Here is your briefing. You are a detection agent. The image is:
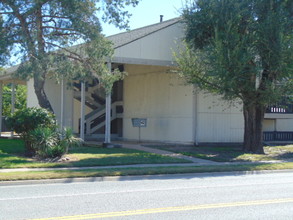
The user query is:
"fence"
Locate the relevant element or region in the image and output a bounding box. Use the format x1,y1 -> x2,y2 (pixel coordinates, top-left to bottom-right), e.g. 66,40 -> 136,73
263,131 -> 293,142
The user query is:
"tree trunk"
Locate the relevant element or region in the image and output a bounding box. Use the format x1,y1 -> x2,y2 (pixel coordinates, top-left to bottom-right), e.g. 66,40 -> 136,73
243,103 -> 265,154
32,6 -> 54,112
33,75 -> 54,112
24,138 -> 35,157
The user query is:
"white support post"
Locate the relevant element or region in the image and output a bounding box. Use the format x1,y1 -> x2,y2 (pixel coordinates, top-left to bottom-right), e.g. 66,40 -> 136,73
0,82 -> 3,137
104,61 -> 112,145
60,77 -> 64,131
80,81 -> 85,141
11,82 -> 15,137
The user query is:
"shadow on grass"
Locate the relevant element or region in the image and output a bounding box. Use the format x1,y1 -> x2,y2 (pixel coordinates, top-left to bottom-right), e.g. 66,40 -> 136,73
145,144 -> 293,162
0,144 -> 190,169
276,152 -> 293,160
145,145 -> 245,162
70,146 -> 141,154
0,154 -> 34,168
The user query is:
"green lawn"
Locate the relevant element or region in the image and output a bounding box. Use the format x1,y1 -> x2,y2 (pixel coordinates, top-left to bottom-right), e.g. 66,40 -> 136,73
0,139 -> 190,169
145,144 -> 293,162
2,139 -> 293,181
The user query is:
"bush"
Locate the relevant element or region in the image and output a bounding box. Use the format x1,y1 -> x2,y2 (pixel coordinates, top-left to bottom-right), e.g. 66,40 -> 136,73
6,107 -> 81,159
60,127 -> 82,154
6,107 -> 57,156
6,107 -> 56,133
29,127 -> 59,158
29,127 -> 82,159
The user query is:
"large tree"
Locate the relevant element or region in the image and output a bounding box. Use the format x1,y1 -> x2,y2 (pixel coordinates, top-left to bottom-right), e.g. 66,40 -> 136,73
0,0 -> 139,111
177,0 -> 293,153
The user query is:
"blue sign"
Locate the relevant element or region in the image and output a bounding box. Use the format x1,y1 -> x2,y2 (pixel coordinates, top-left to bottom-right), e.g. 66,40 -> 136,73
132,118 -> 147,127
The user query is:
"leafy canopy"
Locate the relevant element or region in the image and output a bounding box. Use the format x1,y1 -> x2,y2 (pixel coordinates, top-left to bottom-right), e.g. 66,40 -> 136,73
0,0 -> 139,109
177,0 -> 293,153
2,84 -> 27,116
178,0 -> 293,106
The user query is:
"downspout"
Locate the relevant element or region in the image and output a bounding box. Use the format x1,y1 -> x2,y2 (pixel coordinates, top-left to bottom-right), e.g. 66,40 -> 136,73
193,86 -> 199,146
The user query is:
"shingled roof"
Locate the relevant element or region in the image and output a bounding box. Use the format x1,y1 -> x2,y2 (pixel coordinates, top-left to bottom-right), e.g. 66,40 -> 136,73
1,17 -> 182,78
107,17 -> 181,49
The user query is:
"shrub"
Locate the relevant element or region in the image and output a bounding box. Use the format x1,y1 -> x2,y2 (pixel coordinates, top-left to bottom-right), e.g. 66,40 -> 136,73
6,107 -> 57,156
29,127 -> 82,159
6,107 -> 81,159
29,127 -> 59,158
60,127 -> 82,154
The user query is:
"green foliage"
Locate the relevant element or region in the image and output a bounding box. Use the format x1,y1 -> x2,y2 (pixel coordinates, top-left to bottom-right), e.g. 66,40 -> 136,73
179,0 -> 293,104
52,36 -> 126,95
177,0 -> 293,153
28,127 -> 82,159
6,107 -> 56,135
29,127 -> 59,158
0,0 -> 139,110
5,107 -> 82,158
6,107 -> 57,155
60,127 -> 82,154
2,84 -> 27,116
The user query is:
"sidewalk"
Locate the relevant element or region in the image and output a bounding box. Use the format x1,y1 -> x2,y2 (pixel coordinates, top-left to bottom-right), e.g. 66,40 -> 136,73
121,143 -> 219,164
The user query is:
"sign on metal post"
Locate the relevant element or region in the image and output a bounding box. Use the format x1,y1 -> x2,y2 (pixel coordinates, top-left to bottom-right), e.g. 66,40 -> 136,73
132,118 -> 147,142
132,118 -> 147,127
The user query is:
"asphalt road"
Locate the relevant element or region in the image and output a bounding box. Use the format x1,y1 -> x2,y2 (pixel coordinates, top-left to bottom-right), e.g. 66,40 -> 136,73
1,171 -> 293,220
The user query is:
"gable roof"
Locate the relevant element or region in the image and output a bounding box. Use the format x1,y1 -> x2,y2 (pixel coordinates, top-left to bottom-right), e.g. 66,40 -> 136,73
107,17 -> 181,49
1,17 -> 182,81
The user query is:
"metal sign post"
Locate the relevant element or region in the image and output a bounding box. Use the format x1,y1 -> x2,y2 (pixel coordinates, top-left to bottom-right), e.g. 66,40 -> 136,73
132,118 -> 147,143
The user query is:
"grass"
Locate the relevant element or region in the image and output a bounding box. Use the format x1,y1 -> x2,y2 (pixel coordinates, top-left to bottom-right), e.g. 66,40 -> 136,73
1,163 -> 293,181
0,139 -> 190,169
2,139 -> 293,181
145,144 -> 293,162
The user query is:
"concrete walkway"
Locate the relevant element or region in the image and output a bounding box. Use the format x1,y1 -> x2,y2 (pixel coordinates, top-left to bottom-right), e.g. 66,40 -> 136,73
121,143 -> 219,164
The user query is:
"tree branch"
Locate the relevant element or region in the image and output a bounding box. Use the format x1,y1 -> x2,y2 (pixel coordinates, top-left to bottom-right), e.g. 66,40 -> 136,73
42,15 -> 70,20
44,32 -> 81,37
42,26 -> 76,32
1,0 -> 37,56
51,52 -> 84,63
45,41 -> 83,60
0,12 -> 13,14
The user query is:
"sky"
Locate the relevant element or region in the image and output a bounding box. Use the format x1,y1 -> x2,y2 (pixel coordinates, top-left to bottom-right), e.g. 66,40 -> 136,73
100,0 -> 186,36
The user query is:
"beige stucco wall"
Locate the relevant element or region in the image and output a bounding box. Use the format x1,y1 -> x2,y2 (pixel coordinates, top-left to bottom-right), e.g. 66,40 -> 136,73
27,79 -> 39,108
114,22 -> 183,62
27,78 -> 74,129
196,92 -> 244,143
263,119 -> 276,131
123,64 -> 194,143
276,119 -> 293,131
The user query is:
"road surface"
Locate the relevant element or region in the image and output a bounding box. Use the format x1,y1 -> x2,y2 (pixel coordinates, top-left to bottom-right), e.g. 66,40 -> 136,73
1,171 -> 293,219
